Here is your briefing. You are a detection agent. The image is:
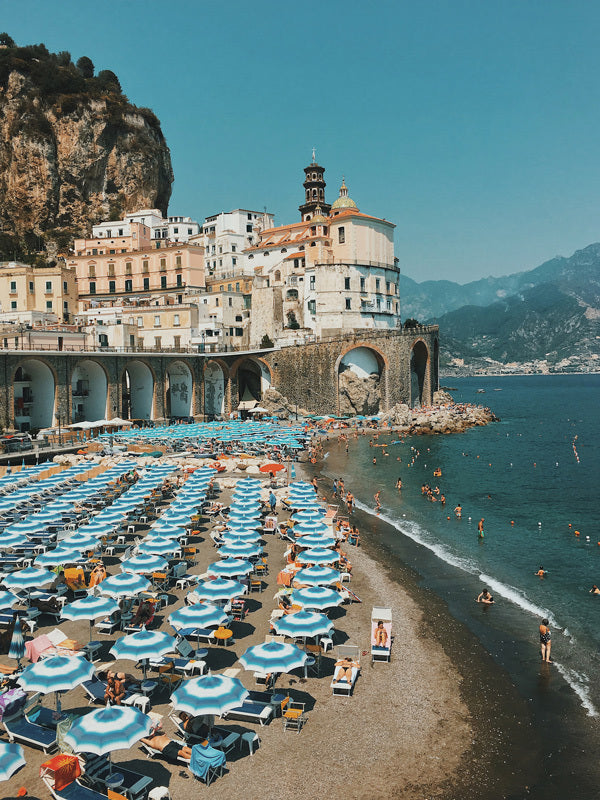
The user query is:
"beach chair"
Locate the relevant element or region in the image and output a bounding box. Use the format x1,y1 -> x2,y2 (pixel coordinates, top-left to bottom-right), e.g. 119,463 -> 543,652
44,776 -> 111,800
282,701 -> 307,733
149,637 -> 207,676
95,611 -> 121,635
371,606 -> 392,663
189,742 -> 226,785
64,567 -> 87,598
222,700 -> 273,726
263,516 -> 277,534
330,645 -> 361,696
3,710 -> 58,752
83,754 -> 153,800
81,675 -> 137,706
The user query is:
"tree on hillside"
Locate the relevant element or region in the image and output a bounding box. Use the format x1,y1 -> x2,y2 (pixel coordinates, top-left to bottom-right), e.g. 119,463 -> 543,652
76,55 -> 94,78
0,33 -> 15,47
97,69 -> 121,92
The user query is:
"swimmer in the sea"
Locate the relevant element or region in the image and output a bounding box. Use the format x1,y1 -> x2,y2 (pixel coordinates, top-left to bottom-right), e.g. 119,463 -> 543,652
454,504 -> 462,518
477,588 -> 494,604
590,585 -> 600,595
535,566 -> 547,578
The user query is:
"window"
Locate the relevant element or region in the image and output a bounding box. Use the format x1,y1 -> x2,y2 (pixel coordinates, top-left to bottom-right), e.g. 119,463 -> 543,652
154,336 -> 161,348
173,314 -> 180,326
29,281 -> 34,293
161,276 -> 167,289
338,227 -> 345,244
344,277 -> 351,290
246,224 -> 253,232
160,258 -> 166,271
118,228 -> 123,236
177,294 -> 183,304
9,281 -> 16,293
142,260 -> 149,273
92,248 -> 98,256
109,249 -> 116,255
176,274 -> 182,287
175,255 -> 182,266
386,281 -> 391,293
309,275 -> 315,290
375,278 -> 381,291
228,297 -> 233,307
235,328 -> 243,336
360,276 -> 366,291
63,301 -> 68,311
89,282 -> 96,295
215,298 -> 219,307
63,281 -> 68,294
106,229 -> 112,238
232,244 -> 236,252
174,227 -> 179,234
187,228 -> 193,235
46,300 -> 53,310
137,317 -> 143,327
235,315 -> 243,322
174,335 -> 181,348
154,315 -> 160,327
247,213 -> 252,220
227,283 -> 233,291
10,301 -> 17,310
232,257 -> 237,266
109,281 -> 116,293
45,281 -> 52,292
235,282 -> 240,291
143,278 -> 150,291
218,246 -> 223,254
108,264 -> 115,277
308,299 -> 316,314
125,262 -> 132,275
125,279 -> 132,293
345,298 -> 351,310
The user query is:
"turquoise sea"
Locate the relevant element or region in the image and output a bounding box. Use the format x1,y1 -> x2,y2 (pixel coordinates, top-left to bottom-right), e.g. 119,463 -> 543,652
322,373 -> 600,718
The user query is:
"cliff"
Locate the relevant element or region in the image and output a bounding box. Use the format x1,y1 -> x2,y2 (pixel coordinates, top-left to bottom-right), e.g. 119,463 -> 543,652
0,41 -> 173,257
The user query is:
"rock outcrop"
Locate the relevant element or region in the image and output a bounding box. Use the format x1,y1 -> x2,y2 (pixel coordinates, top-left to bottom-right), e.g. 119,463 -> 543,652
0,43 -> 173,255
379,400 -> 498,434
338,370 -> 381,416
260,388 -> 309,419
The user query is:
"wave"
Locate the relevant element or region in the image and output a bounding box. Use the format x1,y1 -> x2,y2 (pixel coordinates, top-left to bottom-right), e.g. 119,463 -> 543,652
554,663 -> 597,717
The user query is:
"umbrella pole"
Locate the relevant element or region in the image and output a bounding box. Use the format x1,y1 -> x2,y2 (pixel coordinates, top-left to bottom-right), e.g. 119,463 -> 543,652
56,691 -> 62,715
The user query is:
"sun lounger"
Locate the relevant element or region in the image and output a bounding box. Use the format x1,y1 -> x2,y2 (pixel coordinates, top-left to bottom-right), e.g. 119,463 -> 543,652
148,637 -> 207,676
81,675 -> 137,705
222,700 -> 273,726
83,753 -> 153,800
44,776 -> 108,800
330,664 -> 360,696
140,736 -> 190,764
3,712 -> 58,752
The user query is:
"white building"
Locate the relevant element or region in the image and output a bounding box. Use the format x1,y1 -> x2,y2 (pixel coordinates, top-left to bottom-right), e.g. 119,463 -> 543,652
192,209 -> 275,279
92,209 -> 201,244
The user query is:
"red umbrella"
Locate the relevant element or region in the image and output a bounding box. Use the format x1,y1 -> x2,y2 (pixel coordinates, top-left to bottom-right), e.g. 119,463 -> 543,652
259,463 -> 285,473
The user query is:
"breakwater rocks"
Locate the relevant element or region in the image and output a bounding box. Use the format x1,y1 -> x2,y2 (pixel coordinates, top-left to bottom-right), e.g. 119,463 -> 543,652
380,400 -> 499,435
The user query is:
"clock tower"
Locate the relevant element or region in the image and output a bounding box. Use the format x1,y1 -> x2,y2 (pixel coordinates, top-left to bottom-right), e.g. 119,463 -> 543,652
299,150 -> 331,221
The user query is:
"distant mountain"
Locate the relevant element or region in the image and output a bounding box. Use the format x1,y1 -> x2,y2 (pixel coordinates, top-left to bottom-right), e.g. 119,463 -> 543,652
401,244 -> 600,373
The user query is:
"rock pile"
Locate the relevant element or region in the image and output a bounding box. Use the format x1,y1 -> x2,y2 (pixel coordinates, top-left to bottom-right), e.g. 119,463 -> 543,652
379,401 -> 498,435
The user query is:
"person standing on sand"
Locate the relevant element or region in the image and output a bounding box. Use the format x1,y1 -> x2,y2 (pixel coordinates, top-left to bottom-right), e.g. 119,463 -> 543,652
332,478 -> 338,497
539,619 -> 552,663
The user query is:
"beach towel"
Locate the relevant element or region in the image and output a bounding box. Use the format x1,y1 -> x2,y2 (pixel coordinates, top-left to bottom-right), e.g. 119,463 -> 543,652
189,743 -> 225,780
25,634 -> 53,662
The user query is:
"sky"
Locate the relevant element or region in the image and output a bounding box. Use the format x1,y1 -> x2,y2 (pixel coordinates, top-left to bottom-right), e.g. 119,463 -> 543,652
3,0 -> 600,284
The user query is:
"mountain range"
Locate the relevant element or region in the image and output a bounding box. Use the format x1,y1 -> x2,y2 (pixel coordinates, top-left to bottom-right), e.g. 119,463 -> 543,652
400,244 -> 600,374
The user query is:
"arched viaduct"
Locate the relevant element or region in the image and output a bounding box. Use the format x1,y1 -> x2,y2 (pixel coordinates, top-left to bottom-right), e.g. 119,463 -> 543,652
1,327 -> 439,432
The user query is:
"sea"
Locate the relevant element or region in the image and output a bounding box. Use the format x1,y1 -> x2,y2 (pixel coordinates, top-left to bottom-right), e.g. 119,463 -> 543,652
322,373 -> 600,721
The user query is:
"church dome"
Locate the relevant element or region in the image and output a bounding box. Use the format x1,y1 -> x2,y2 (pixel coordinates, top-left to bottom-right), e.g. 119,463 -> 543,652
331,178 -> 358,211
311,213 -> 327,223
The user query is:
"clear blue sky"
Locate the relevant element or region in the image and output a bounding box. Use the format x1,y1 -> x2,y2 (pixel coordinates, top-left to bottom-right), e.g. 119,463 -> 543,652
3,0 -> 600,283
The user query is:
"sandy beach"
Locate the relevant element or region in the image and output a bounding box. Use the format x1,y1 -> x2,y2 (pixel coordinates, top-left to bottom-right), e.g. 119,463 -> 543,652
1,454 -> 480,800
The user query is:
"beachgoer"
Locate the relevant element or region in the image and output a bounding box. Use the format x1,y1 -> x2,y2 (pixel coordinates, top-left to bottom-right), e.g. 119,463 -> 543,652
89,563 -> 106,587
374,620 -> 388,647
346,492 -> 354,513
335,656 -> 359,682
140,733 -> 192,761
539,619 -> 552,663
312,477 -> 318,493
269,490 -> 277,513
440,494 -> 446,505
104,671 -> 126,705
178,712 -> 210,740
396,478 -> 402,490
477,518 -> 484,538
372,457 -> 377,465
590,585 -> 600,595
477,588 -> 494,604
454,504 -> 462,518
535,566 -> 547,578
332,478 -> 338,497
374,490 -> 381,510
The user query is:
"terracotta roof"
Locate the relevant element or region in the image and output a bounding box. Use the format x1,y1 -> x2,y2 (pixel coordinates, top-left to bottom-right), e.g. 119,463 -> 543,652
284,252 -> 305,260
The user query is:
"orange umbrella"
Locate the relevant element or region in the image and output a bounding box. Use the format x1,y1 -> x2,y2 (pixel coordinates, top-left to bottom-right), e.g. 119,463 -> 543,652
259,463 -> 285,473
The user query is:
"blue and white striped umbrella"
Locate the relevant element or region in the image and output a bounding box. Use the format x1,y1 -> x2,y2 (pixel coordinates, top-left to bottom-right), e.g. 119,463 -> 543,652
230,501 -> 261,514
2,567 -> 54,591
227,510 -> 261,522
110,627 -> 175,666
221,529 -> 262,543
61,533 -> 100,551
293,521 -> 331,536
293,566 -> 342,586
0,532 -> 28,550
8,616 -> 25,666
293,509 -> 325,521
207,558 -> 254,578
296,547 -> 340,566
169,602 -> 228,631
100,572 -> 151,598
18,654 -> 95,711
238,641 -> 308,676
64,705 -> 152,775
0,591 -> 19,609
137,537 -> 181,556
120,554 -> 168,574
62,595 -> 120,642
170,674 -> 248,717
272,610 -> 334,638
194,578 -> 247,602
225,520 -> 262,532
0,741 -> 25,781
34,547 -> 83,567
218,541 -> 261,559
296,534 -> 337,549
290,586 -> 344,610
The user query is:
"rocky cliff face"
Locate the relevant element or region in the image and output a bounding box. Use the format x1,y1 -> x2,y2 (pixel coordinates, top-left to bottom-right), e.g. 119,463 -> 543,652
0,49 -> 173,253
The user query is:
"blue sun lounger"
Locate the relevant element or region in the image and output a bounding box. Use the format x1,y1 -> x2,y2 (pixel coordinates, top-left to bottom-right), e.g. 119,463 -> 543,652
3,712 -> 58,753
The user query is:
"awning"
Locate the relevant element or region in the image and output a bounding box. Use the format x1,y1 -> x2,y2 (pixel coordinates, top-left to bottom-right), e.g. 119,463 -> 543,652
238,400 -> 258,411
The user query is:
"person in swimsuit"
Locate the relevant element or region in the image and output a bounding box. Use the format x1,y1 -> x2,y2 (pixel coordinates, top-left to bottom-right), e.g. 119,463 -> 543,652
104,671 -> 126,705
374,491 -> 381,510
539,619 -> 552,662
454,504 -> 462,518
477,518 -> 485,538
335,657 -> 358,682
477,589 -> 494,604
141,733 -> 192,762
374,621 -> 388,647
535,566 -> 547,578
590,585 -> 600,595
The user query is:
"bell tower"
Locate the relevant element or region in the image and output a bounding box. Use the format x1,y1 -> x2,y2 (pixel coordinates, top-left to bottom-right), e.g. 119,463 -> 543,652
299,149 -> 331,221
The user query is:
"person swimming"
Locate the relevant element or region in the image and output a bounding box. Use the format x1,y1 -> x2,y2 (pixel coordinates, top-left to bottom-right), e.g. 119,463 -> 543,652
590,585 -> 600,595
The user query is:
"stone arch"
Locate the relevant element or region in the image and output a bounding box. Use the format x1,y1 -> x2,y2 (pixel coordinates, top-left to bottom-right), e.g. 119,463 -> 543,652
71,359 -> 108,422
231,357 -> 272,402
166,360 -> 193,419
13,358 -> 56,432
336,345 -> 385,416
120,360 -> 155,420
410,340 -> 430,407
204,360 -> 225,419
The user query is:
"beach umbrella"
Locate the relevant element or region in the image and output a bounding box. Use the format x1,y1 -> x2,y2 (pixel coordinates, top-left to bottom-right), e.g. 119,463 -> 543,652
0,591 -> 19,609
0,532 -> 28,550
259,463 -> 285,473
61,533 -> 100,551
296,534 -> 337,548
170,674 -> 248,717
137,537 -> 181,557
8,616 -> 25,667
221,529 -> 262,543
225,520 -> 262,532
272,610 -> 334,639
149,524 -> 186,538
296,547 -> 339,566
62,595 -> 120,642
0,742 -> 25,781
238,640 -> 308,676
110,627 -> 175,679
100,572 -> 151,598
18,655 -> 95,712
293,566 -> 342,586
218,541 -> 262,559
290,586 -> 344,610
169,602 -> 228,631
64,705 -> 152,781
207,558 -> 254,578
120,554 -> 168,574
2,567 -> 54,603
293,509 -> 325,522
194,578 -> 247,603
34,547 -> 83,568
227,510 -> 261,524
